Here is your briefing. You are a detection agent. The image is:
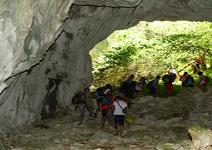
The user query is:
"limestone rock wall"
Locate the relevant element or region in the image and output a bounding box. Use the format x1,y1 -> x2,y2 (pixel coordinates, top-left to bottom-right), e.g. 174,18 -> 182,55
0,0 -> 72,92
0,0 -> 212,135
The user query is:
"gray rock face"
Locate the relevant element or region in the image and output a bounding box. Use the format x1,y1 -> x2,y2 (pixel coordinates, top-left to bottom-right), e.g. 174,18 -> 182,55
1,0 -> 212,135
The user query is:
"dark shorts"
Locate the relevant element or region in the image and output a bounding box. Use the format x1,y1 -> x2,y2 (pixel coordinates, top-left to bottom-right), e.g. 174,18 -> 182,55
135,90 -> 140,93
102,109 -> 107,117
128,90 -> 134,99
114,115 -> 125,125
150,87 -> 157,95
164,84 -> 173,91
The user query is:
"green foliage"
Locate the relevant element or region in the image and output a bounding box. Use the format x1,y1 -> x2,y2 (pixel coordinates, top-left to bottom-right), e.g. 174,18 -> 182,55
91,21 -> 212,93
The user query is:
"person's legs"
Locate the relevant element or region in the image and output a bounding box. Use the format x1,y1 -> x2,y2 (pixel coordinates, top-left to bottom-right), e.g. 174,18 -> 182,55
201,84 -> 206,91
169,90 -> 173,96
128,90 -> 134,103
154,87 -> 158,97
101,117 -> 106,128
114,115 -> 119,135
78,104 -> 85,124
118,115 -> 125,136
197,84 -> 205,91
197,84 -> 201,90
101,109 -> 107,128
94,98 -> 101,118
150,87 -> 154,96
87,103 -> 94,118
165,84 -> 173,96
120,125 -> 124,132
106,107 -> 117,128
136,91 -> 141,97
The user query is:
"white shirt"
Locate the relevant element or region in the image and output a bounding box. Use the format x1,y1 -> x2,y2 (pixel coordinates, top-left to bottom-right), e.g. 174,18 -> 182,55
113,100 -> 128,116
135,81 -> 144,91
198,75 -> 206,85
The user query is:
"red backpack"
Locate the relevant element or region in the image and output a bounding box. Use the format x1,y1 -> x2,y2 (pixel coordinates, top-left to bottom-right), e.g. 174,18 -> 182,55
205,76 -> 210,83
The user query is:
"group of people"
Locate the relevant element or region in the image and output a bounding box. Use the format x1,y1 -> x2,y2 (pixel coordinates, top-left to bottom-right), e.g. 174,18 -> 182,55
74,86 -> 130,137
74,70 -> 209,136
190,58 -> 206,73
180,71 -> 208,91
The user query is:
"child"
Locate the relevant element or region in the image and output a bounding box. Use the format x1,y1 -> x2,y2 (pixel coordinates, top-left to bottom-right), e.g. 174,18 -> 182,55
113,96 -> 130,136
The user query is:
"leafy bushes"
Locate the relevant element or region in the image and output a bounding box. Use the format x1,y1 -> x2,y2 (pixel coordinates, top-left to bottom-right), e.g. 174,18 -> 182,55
91,21 -> 212,93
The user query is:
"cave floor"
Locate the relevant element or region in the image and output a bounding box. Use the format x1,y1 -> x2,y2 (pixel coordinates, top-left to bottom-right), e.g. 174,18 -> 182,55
4,93 -> 212,150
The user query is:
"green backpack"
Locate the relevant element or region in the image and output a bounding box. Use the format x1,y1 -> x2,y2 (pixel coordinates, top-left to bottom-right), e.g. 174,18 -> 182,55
162,75 -> 171,83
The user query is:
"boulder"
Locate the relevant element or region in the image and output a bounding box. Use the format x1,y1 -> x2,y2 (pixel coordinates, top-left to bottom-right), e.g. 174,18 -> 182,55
188,126 -> 212,149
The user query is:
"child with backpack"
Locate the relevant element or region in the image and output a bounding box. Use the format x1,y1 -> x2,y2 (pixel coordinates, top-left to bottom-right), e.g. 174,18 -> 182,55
135,77 -> 145,97
113,96 -> 130,136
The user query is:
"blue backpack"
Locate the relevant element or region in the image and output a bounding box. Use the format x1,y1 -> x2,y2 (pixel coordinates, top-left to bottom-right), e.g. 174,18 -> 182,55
94,87 -> 106,97
147,80 -> 155,89
101,97 -> 113,105
186,76 -> 193,85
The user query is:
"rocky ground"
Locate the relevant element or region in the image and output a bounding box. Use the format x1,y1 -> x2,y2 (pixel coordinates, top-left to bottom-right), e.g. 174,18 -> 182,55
1,87 -> 212,150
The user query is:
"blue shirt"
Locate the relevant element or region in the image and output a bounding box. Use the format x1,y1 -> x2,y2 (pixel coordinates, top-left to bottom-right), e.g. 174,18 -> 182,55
126,79 -> 132,84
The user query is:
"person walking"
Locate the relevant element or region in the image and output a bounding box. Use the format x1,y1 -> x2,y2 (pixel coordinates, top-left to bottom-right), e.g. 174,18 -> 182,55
78,87 -> 95,125
179,72 -> 188,88
197,71 -> 206,91
135,77 -> 145,97
150,75 -> 161,97
113,96 -> 130,136
94,84 -> 112,118
162,73 -> 176,96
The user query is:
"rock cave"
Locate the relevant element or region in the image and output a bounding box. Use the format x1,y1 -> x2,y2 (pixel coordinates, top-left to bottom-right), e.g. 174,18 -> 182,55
1,0 -> 212,149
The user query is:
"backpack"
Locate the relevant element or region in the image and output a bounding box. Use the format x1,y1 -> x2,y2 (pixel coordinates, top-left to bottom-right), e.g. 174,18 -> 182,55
205,76 -> 210,83
72,92 -> 86,104
162,75 -> 171,83
186,76 -> 193,85
147,80 -> 155,89
94,87 -> 106,97
130,81 -> 137,90
101,96 -> 113,105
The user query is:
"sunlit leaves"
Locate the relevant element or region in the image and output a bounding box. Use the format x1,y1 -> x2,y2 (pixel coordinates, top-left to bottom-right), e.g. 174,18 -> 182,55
92,21 -> 212,88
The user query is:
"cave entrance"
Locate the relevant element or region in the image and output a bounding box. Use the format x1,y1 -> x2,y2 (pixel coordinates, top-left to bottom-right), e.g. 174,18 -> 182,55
89,21 -> 212,97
